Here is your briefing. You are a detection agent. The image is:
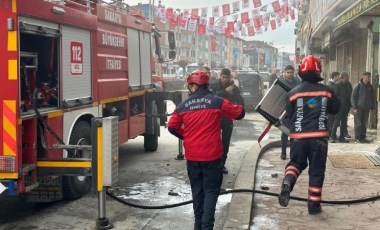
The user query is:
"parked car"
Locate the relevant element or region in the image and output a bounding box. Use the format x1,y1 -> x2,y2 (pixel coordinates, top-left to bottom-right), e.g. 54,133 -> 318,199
237,71 -> 264,110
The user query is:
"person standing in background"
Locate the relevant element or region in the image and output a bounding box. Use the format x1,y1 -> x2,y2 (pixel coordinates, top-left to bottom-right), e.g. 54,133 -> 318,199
330,72 -> 352,143
351,72 -> 376,143
231,70 -> 241,89
327,72 -> 340,135
269,67 -> 279,87
279,65 -> 301,160
210,68 -> 244,174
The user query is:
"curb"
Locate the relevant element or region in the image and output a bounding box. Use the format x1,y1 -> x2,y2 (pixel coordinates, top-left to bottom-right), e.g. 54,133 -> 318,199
223,140 -> 281,230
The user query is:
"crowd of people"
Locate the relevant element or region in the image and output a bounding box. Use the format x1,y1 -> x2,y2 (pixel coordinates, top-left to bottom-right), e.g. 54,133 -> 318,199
167,57 -> 377,229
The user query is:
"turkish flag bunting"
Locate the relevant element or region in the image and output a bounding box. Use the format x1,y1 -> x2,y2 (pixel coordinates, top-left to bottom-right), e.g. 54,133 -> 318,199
241,12 -> 249,23
247,26 -> 255,36
225,27 -> 232,37
253,0 -> 262,8
253,15 -> 263,28
209,17 -> 215,25
282,4 -> 289,15
191,8 -> 199,19
270,19 -> 276,30
290,9 -> 295,20
166,8 -> 173,19
222,3 -> 230,16
272,1 -> 281,12
169,14 -> 177,28
227,21 -> 235,31
198,24 -> 206,34
178,15 -> 188,29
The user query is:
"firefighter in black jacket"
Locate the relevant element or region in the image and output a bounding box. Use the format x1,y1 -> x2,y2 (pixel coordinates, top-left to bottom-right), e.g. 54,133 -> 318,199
209,68 -> 244,174
278,55 -> 340,214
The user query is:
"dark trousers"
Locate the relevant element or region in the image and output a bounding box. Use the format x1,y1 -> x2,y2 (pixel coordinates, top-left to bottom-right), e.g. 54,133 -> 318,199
187,158 -> 223,230
331,107 -> 350,139
281,132 -> 288,154
287,138 -> 328,187
221,124 -> 233,166
327,113 -> 335,135
354,108 -> 370,140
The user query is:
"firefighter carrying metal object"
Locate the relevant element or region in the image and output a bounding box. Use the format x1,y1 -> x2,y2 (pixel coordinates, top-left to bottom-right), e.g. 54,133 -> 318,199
278,55 -> 340,214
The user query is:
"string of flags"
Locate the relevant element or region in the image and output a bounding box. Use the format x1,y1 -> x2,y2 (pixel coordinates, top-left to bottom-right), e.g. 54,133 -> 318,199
153,0 -> 307,38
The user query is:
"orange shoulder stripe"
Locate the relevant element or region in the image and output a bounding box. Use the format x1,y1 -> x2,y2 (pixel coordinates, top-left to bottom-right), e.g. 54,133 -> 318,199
289,91 -> 332,102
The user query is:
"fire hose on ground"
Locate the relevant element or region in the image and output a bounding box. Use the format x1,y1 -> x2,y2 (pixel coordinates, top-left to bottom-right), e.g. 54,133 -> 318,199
105,188 -> 380,210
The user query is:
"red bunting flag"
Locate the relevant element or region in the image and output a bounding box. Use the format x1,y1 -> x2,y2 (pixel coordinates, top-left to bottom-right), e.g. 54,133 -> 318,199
191,8 -> 199,19
282,4 -> 289,15
253,15 -> 263,28
209,17 -> 215,25
222,3 -> 231,16
253,0 -> 262,8
198,23 -> 206,35
227,21 -> 235,31
272,0 -> 281,12
178,15 -> 188,29
241,12 -> 249,24
290,9 -> 295,20
270,19 -> 276,30
225,27 -> 232,37
247,26 -> 255,36
166,8 -> 173,19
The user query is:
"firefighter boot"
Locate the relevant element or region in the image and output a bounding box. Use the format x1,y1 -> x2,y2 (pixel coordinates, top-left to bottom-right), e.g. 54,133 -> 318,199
279,175 -> 295,207
308,201 -> 322,215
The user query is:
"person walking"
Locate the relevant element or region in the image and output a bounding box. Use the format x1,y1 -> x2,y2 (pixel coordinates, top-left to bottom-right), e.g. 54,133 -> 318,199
231,70 -> 241,89
269,67 -> 279,87
327,72 -> 340,135
209,68 -> 244,174
351,72 -> 376,143
279,65 -> 301,160
168,70 -> 245,230
330,72 -> 352,143
279,55 -> 340,215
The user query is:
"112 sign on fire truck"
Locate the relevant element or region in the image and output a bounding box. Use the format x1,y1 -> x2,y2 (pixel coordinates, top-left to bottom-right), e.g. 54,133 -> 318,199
0,0 -> 179,202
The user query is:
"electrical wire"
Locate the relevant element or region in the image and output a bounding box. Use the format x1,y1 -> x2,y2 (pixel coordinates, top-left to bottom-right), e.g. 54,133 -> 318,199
106,188 -> 380,210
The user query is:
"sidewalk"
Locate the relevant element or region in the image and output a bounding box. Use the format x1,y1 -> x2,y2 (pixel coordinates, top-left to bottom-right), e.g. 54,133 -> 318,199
224,116 -> 380,230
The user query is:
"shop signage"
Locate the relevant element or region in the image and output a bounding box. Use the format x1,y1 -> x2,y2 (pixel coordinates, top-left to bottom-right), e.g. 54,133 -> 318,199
335,0 -> 380,29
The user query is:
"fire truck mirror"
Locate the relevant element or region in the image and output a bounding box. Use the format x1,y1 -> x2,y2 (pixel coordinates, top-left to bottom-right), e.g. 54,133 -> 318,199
168,31 -> 176,50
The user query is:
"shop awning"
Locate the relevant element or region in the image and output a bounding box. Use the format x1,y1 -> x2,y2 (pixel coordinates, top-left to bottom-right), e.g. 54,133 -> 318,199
333,0 -> 380,31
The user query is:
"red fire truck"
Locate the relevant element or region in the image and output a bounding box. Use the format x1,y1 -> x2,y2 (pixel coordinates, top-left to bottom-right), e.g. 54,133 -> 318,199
0,0 -> 179,202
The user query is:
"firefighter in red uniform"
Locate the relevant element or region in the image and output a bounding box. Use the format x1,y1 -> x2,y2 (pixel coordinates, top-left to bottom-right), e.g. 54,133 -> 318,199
278,55 -> 340,214
168,70 -> 245,230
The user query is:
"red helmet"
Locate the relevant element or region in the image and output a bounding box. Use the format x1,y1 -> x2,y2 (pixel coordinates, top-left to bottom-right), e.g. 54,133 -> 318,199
298,55 -> 321,75
187,70 -> 209,85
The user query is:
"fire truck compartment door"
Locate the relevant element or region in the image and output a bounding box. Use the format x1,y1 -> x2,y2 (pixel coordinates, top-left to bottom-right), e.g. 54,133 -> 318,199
62,26 -> 91,102
127,28 -> 152,87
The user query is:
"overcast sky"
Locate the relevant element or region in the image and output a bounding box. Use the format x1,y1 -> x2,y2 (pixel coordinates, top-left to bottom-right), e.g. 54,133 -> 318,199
128,0 -> 297,53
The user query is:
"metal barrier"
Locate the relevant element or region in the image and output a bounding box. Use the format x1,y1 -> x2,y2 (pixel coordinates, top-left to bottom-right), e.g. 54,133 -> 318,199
91,116 -> 119,230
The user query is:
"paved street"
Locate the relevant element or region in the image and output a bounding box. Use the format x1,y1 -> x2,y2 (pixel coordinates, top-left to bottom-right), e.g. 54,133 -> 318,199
0,110 -> 269,230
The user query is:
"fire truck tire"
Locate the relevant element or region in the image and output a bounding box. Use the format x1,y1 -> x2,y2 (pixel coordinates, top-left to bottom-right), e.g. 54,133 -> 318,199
144,118 -> 159,152
62,121 -> 92,200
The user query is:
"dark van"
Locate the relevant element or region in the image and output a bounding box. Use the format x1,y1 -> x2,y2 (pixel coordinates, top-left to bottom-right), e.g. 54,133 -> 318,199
237,71 -> 264,110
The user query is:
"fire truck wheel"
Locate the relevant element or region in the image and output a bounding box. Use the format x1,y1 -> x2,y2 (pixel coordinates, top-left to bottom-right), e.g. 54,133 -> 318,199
144,118 -> 159,152
62,121 -> 92,199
